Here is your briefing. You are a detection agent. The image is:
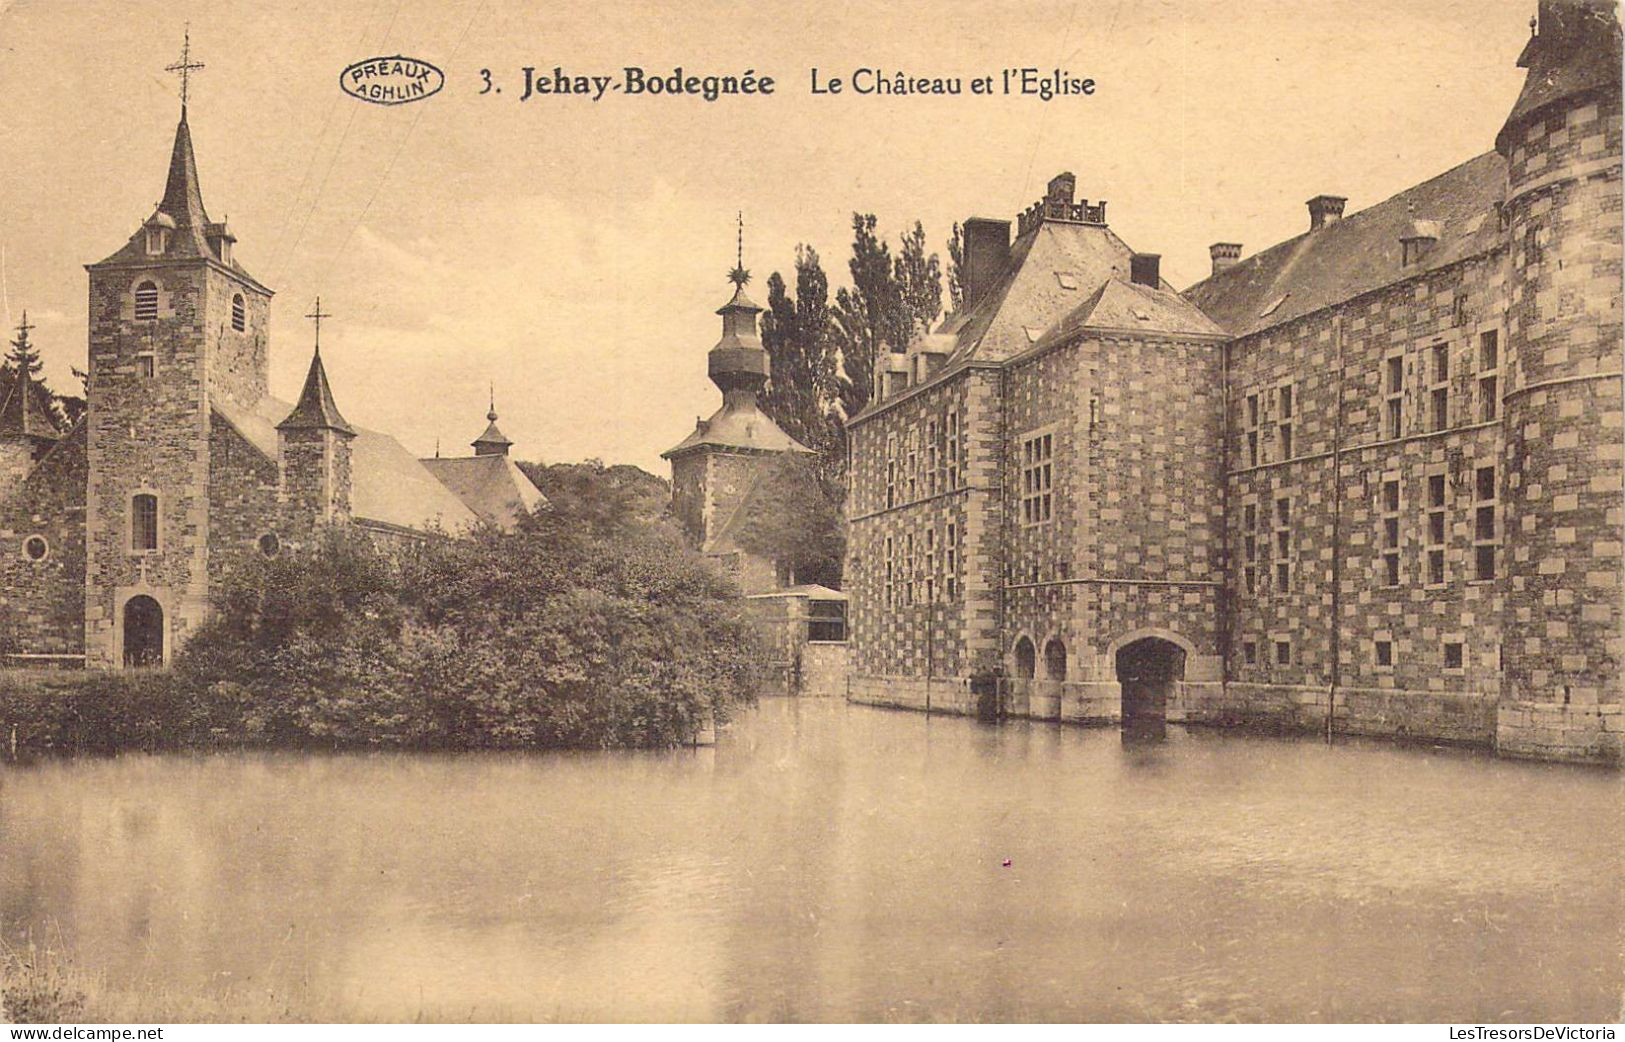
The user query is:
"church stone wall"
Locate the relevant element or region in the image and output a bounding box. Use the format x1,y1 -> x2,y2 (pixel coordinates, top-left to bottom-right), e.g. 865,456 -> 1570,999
0,428 -> 87,657
85,264 -> 217,667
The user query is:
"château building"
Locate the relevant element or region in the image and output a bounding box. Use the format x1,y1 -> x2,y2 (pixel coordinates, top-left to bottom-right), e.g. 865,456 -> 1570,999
0,99 -> 544,669
844,0 -> 1622,763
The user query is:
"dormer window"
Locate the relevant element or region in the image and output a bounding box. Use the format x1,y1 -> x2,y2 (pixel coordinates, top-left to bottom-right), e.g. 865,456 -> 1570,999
145,227 -> 168,255
232,294 -> 246,332
134,281 -> 159,322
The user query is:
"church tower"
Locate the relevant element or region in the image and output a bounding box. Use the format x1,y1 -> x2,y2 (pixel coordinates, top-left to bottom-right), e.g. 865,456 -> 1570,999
661,225 -> 812,590
1493,0 -> 1622,759
83,36 -> 274,667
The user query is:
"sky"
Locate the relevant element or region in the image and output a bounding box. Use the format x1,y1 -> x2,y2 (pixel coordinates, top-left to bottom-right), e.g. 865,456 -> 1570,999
0,0 -> 1535,473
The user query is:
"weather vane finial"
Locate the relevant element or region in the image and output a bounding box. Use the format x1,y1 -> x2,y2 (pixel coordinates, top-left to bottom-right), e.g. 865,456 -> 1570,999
165,23 -> 206,113
488,381 -> 498,421
727,211 -> 751,287
305,296 -> 332,355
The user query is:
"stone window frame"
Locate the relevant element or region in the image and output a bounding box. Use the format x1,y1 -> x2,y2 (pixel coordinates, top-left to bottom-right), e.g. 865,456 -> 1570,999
1382,349 -> 1406,441
1275,380 -> 1296,461
1018,423 -> 1057,528
1378,470 -> 1403,588
884,432 -> 897,509
1241,638 -> 1258,666
1423,465 -> 1448,588
884,535 -> 894,608
1271,634 -> 1292,668
231,293 -> 247,333
905,427 -> 918,502
144,227 -> 168,256
257,532 -> 281,558
945,521 -> 958,600
1442,632 -> 1467,676
21,534 -> 49,563
129,490 -> 160,554
1272,489 -> 1293,591
926,418 -> 939,497
1241,495 -> 1259,596
924,526 -> 936,604
1243,391 -> 1261,467
132,278 -> 161,323
944,407 -> 961,491
1424,336 -> 1451,433
1475,323 -> 1503,423
1373,630 -> 1396,673
904,530 -> 915,606
1471,460 -> 1498,583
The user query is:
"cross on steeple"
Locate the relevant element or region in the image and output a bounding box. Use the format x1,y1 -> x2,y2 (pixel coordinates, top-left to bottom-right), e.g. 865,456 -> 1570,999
305,296 -> 332,354
727,211 -> 751,287
14,310 -> 35,343
165,23 -> 205,112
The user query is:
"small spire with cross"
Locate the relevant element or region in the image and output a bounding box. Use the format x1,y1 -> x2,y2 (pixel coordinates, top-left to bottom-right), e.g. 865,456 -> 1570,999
488,381 -> 497,421
165,23 -> 206,115
305,296 -> 332,355
727,211 -> 751,287
14,309 -> 35,344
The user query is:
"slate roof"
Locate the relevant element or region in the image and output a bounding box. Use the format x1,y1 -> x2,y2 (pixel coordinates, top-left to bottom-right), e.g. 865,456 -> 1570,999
1034,277 -> 1225,352
213,395 -> 480,533
939,219 -> 1157,367
661,400 -> 812,458
0,370 -> 61,442
418,454 -> 547,531
89,112 -> 268,292
1498,0 -> 1623,153
277,351 -> 355,434
471,417 -> 512,452
1183,152 -> 1508,338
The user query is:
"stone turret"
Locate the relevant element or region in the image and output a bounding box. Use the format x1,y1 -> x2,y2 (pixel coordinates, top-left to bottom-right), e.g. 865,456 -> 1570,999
662,235 -> 812,569
1493,0 -> 1623,763
278,346 -> 355,525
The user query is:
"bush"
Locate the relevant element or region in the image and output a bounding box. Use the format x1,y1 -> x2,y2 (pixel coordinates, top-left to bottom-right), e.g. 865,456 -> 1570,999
0,470 -> 764,754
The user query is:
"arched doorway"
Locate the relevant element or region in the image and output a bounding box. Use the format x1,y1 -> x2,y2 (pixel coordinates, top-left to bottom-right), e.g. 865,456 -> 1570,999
1043,638 -> 1067,681
1013,637 -> 1036,679
123,595 -> 164,668
1115,636 -> 1185,738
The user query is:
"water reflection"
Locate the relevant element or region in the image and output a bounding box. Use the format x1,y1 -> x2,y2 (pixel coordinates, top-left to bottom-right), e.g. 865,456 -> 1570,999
0,699 -> 1619,1022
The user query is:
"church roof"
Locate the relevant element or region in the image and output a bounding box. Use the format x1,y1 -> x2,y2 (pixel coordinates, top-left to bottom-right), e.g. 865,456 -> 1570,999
214,395 -> 480,534
0,369 -> 60,442
277,351 -> 355,434
1184,152 -> 1508,338
661,399 -> 813,459
419,454 -> 546,530
89,112 -> 268,291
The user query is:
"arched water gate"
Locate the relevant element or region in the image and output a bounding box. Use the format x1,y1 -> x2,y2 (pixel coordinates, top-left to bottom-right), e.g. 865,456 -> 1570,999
1115,636 -> 1186,737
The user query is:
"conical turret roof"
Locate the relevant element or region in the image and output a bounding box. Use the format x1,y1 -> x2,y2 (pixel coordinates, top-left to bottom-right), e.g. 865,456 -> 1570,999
278,350 -> 355,435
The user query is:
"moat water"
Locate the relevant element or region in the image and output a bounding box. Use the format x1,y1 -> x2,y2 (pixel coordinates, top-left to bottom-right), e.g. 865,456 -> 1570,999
1,698 -> 1620,1022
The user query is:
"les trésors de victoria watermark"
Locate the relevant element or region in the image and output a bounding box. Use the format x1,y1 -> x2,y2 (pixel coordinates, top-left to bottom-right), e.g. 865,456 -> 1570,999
338,56 -> 1096,106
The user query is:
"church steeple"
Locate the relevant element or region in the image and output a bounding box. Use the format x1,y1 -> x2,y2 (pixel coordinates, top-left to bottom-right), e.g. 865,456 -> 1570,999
158,113 -> 210,234
278,298 -> 354,435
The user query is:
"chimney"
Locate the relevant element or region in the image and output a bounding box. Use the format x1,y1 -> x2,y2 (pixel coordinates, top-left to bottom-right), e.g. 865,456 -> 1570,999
1209,242 -> 1243,276
1129,253 -> 1161,288
961,217 -> 1011,311
1307,195 -> 1347,231
1046,171 -> 1076,206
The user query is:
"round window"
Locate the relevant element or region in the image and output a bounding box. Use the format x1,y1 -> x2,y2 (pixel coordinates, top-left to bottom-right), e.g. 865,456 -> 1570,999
257,532 -> 281,558
22,535 -> 48,562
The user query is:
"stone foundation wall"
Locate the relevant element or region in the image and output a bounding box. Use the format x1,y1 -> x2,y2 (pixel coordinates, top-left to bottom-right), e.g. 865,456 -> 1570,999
799,642 -> 849,698
1497,700 -> 1621,765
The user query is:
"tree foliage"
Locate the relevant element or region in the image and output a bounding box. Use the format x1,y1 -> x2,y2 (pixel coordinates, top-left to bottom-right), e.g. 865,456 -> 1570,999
729,454 -> 845,589
0,316 -> 83,429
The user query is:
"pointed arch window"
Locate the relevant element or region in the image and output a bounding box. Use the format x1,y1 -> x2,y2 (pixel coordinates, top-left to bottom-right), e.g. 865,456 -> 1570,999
134,282 -> 159,322
231,294 -> 246,332
131,493 -> 159,552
